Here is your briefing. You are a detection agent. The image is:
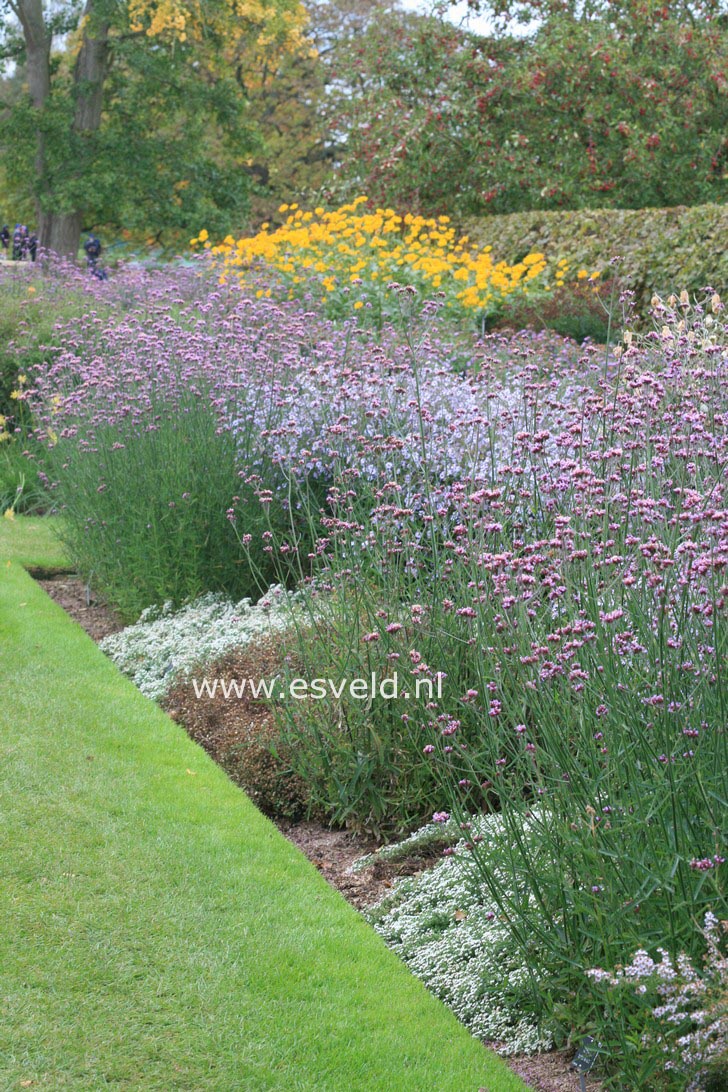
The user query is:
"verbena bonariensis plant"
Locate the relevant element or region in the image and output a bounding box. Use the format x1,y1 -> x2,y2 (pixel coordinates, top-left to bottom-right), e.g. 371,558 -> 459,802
23,277 -> 341,615
1,257 -> 221,517
25,274 -> 574,615
42,290 -> 370,610
25,269 -> 726,1083
247,290 -> 726,1082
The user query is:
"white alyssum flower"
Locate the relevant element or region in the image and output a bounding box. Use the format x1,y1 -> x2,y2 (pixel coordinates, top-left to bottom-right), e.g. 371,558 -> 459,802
351,818 -> 461,873
365,813 -> 554,1055
100,587 -> 299,700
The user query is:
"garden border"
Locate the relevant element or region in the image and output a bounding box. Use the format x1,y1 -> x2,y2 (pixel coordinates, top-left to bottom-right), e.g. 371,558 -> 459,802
0,517 -> 528,1091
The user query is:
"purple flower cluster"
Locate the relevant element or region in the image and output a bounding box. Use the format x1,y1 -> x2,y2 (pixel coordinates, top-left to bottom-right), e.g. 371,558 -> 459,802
25,272 -> 579,494
25,272 -> 727,890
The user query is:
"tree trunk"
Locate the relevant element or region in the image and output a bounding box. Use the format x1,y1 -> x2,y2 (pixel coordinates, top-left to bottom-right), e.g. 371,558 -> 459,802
73,6 -> 111,134
16,0 -> 51,233
18,0 -> 110,258
53,5 -> 111,258
42,213 -> 85,259
16,0 -> 49,107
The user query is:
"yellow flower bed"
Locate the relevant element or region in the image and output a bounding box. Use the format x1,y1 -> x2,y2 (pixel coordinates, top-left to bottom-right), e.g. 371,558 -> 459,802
192,197 -> 600,321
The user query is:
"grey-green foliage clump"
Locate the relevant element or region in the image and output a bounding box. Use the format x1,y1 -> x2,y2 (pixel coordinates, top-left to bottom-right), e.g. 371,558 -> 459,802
352,818 -> 460,873
100,589 -> 298,700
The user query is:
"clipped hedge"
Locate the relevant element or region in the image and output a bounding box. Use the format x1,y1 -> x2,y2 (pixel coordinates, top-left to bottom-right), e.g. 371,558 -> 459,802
466,203 -> 728,312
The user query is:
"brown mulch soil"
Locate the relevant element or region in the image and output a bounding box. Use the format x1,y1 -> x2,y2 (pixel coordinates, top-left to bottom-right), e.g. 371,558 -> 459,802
36,573 -> 125,641
274,820 -> 445,911
34,573 -> 602,1092
165,641 -> 311,826
505,1050 -> 598,1092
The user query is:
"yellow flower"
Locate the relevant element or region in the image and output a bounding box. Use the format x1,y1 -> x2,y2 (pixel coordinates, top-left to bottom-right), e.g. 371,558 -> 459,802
206,196 -> 565,319
577,270 -> 589,280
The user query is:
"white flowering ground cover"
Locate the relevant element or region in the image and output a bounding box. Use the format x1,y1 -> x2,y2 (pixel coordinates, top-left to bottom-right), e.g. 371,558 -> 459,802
352,819 -> 459,873
100,587 -> 299,700
365,814 -> 554,1055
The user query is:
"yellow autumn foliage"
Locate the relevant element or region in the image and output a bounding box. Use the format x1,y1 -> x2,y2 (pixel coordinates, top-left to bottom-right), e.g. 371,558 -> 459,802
127,0 -> 310,73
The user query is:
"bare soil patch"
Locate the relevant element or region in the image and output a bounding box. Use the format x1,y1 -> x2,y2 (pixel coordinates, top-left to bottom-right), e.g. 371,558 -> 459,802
276,819 -> 444,911
505,1050 -> 596,1092
37,573 -> 125,641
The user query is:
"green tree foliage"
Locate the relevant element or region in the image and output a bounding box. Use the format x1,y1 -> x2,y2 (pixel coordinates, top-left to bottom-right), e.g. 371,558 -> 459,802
0,0 -> 310,253
325,2 -> 728,216
241,0 -> 398,223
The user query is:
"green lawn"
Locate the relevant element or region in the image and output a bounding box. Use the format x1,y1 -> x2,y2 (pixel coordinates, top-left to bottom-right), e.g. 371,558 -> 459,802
0,514 -> 67,569
0,522 -> 529,1091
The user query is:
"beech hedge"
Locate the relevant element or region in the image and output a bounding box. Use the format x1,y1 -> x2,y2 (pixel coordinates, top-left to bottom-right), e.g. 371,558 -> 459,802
467,203 -> 728,311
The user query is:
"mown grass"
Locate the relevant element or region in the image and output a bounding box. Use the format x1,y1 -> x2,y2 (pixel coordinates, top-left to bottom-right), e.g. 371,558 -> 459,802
0,514 -> 66,569
0,528 -> 528,1091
